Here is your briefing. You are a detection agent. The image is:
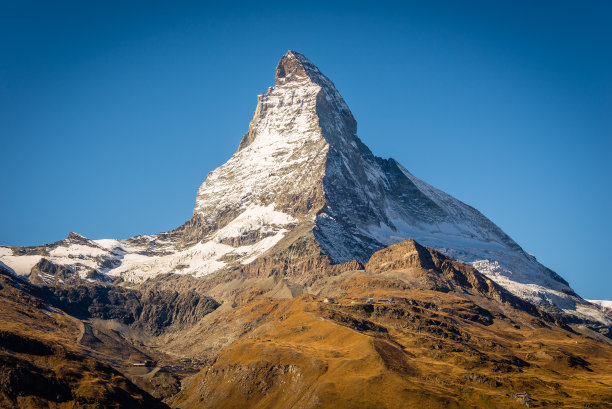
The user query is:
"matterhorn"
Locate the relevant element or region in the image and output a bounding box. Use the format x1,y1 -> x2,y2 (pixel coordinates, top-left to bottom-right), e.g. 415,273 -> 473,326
2,51 -> 606,326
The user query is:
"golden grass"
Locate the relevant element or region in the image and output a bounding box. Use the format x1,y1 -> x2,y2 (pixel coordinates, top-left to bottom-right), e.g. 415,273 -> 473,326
169,273 -> 612,409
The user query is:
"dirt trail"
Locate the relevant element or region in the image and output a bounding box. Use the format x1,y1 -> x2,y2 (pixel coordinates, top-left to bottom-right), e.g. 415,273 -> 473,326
76,320 -> 86,344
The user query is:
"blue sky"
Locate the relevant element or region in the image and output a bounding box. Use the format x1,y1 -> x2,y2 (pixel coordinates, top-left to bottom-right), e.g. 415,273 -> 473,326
1,1 -> 610,299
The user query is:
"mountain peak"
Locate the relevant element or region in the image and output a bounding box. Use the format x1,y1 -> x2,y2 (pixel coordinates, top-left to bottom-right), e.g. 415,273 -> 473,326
67,232 -> 91,245
272,51 -> 352,123
236,50 -> 355,154
274,50 -> 321,86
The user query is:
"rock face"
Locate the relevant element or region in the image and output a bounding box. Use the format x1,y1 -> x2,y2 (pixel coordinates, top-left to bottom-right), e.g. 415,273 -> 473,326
0,51 -> 608,326
42,284 -> 220,335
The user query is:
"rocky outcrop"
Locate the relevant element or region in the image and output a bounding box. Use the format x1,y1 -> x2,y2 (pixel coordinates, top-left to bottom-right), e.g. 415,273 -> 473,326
365,239 -> 572,328
28,258 -> 74,286
137,289 -> 221,335
366,239 -> 507,296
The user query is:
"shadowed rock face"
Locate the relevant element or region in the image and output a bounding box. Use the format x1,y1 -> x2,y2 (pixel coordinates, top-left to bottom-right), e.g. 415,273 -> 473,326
42,283 -> 220,335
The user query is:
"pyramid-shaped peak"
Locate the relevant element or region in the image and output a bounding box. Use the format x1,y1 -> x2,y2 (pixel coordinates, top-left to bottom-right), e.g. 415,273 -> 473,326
284,50 -> 311,64
275,50 -> 327,86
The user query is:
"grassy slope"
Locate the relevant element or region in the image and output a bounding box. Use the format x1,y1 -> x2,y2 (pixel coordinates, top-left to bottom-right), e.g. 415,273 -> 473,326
0,272 -> 168,409
170,271 -> 612,409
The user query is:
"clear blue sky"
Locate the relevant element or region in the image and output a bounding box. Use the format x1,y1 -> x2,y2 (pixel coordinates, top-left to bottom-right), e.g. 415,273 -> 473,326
1,1 -> 610,299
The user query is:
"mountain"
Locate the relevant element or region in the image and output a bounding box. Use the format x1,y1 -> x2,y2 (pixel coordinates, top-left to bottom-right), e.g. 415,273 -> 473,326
1,51 -> 612,408
0,50 -> 608,329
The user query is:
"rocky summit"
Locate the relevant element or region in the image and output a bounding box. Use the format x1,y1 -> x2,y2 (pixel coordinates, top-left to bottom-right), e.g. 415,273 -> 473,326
1,51 -> 611,409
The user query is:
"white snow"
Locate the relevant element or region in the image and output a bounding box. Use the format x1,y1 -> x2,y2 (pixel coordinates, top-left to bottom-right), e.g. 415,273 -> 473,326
83,206 -> 296,282
239,230 -> 290,264
572,303 -> 612,325
0,255 -> 42,276
0,203 -> 297,283
0,260 -> 16,275
214,205 -> 296,241
94,239 -> 128,251
588,300 -> 612,310
50,244 -> 107,258
121,240 -> 235,279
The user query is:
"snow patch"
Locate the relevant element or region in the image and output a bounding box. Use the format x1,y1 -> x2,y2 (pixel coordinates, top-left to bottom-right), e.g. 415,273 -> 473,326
50,244 -> 108,258
0,255 -> 42,276
588,300 -> 612,310
214,204 -> 296,240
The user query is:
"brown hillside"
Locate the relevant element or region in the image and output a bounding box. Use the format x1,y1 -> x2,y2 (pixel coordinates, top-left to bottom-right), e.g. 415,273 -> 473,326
0,270 -> 169,409
2,240 -> 611,408
166,240 -> 612,409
